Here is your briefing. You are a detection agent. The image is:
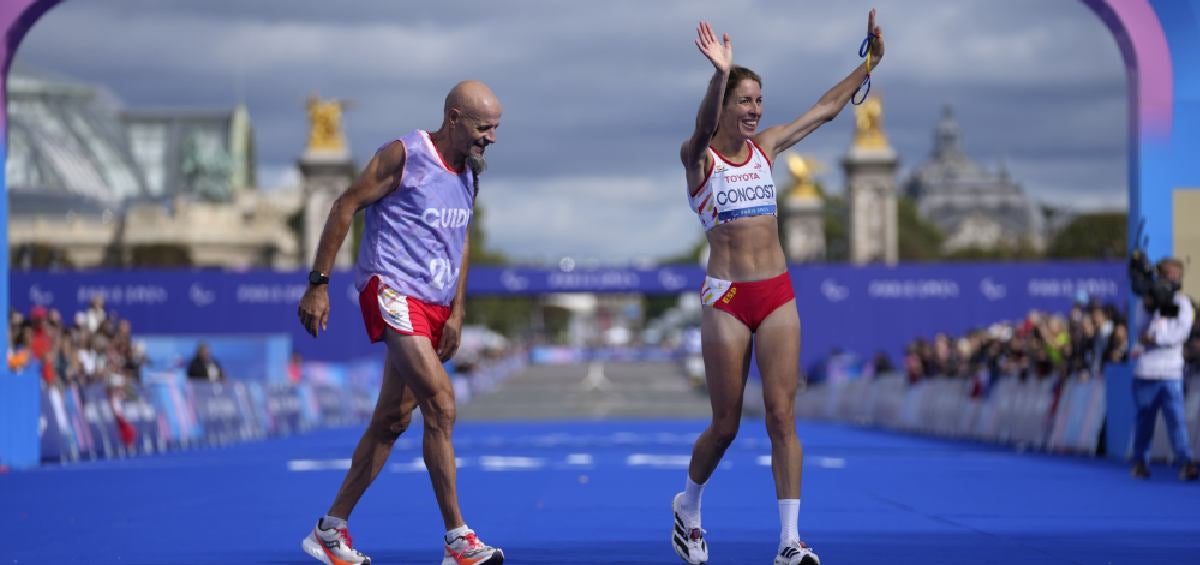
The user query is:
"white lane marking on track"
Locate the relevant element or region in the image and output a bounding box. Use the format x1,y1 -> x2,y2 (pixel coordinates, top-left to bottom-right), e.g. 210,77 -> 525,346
390,457 -> 427,472
287,458 -> 352,471
816,457 -> 847,468
479,456 -> 546,471
532,433 -> 573,447
756,455 -> 847,469
653,433 -> 696,445
565,453 -> 594,466
626,454 -> 692,468
388,457 -> 467,472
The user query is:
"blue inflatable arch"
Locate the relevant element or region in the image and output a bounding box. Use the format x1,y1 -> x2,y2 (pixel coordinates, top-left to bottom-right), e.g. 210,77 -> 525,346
1,0 -> 1199,349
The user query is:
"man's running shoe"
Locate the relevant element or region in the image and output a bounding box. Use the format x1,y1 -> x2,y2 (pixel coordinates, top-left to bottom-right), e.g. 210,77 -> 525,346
774,538 -> 820,565
671,492 -> 708,564
301,519 -> 371,565
442,528 -> 504,565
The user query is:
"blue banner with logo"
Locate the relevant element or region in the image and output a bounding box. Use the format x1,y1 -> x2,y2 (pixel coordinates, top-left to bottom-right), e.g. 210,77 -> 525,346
466,265 -> 706,294
11,262 -> 1124,367
792,262 -> 1126,368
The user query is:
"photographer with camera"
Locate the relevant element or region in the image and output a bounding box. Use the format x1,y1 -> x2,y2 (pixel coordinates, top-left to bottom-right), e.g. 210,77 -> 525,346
1128,254 -> 1199,481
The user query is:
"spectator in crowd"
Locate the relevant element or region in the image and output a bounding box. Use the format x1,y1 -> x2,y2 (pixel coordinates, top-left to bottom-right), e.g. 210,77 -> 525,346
186,342 -> 225,382
288,352 -> 304,384
8,321 -> 32,373
81,295 -> 106,333
1186,334 -> 1200,377
818,300 -> 1134,387
932,333 -> 960,378
7,296 -> 144,396
866,350 -> 894,378
903,341 -> 924,384
28,306 -> 53,363
1129,258 -> 1198,481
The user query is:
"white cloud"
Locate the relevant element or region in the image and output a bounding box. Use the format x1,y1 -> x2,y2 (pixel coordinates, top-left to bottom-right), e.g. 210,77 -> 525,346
13,0 -> 1129,261
256,164 -> 301,191
480,173 -> 698,262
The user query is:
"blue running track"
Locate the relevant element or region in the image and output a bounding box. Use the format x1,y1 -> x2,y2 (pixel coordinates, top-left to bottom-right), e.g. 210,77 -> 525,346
4,420 -> 1200,564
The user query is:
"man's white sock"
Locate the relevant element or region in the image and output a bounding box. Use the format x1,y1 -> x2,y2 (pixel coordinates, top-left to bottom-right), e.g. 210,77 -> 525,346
678,476 -> 705,524
779,499 -> 800,543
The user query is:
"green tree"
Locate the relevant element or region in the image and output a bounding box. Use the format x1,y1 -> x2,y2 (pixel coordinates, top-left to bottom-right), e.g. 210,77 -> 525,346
11,244 -> 74,269
658,237 -> 707,266
942,237 -> 1043,261
128,244 -> 193,267
351,211 -> 364,257
897,196 -> 946,261
462,200 -> 537,338
468,204 -> 508,265
464,295 -> 534,337
1046,212 -> 1127,259
821,195 -> 943,262
823,195 -> 849,261
644,237 -> 707,323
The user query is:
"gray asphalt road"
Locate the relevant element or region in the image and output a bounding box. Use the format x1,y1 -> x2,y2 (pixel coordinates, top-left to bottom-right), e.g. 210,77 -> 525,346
458,361 -> 716,420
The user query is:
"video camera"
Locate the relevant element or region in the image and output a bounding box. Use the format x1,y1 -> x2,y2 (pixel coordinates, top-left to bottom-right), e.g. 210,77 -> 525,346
1128,220 -> 1180,317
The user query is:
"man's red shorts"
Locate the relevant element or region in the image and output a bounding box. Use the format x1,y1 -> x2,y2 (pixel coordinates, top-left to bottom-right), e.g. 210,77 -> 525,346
359,275 -> 451,344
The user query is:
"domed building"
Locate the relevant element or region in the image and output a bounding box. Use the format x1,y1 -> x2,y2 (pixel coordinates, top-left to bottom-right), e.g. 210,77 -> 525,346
903,106 -> 1045,252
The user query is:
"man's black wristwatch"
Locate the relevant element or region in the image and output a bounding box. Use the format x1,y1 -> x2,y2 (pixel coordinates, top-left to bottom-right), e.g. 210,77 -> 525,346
308,270 -> 330,286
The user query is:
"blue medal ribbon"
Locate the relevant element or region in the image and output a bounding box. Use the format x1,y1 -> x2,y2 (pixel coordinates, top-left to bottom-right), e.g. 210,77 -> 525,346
852,33 -> 877,106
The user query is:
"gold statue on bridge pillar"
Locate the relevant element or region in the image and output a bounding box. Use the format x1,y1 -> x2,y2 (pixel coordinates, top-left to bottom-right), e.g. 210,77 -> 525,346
784,153 -> 826,200
852,94 -> 890,150
306,94 -> 351,153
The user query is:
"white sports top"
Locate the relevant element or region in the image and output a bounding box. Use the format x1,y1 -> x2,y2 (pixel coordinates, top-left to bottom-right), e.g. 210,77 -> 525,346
688,140 -> 776,231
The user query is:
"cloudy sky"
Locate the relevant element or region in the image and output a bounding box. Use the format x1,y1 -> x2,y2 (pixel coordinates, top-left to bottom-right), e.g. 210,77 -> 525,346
14,0 -> 1128,263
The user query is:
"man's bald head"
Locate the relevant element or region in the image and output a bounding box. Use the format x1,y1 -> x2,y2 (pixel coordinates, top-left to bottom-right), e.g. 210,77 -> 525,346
444,80 -> 501,118
436,80 -> 501,195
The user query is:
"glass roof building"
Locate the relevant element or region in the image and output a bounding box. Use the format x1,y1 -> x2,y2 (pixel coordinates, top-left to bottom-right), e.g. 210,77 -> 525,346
6,69 -> 147,217
5,68 -> 255,217
5,68 -> 290,270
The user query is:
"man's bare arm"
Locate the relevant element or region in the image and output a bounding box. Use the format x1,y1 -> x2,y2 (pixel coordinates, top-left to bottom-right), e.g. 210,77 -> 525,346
298,141 -> 405,337
434,235 -> 471,361
451,235 -> 470,319
310,141 -> 406,275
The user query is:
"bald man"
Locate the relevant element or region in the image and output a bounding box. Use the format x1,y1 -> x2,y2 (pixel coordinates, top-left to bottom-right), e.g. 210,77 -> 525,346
298,80 -> 504,565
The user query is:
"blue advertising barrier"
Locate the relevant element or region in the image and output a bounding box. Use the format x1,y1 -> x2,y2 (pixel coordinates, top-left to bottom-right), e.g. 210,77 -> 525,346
1049,378 -> 1107,453
11,262 -> 1125,368
1104,363 -> 1136,460
0,371 -> 39,468
139,335 -> 291,382
145,372 -> 203,446
29,354 -> 521,465
79,383 -> 123,459
39,387 -> 63,462
37,379 -> 340,462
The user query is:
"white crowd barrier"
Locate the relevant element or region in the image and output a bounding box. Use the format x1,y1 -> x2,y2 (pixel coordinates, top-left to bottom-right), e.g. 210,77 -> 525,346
794,374 -> 1111,454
